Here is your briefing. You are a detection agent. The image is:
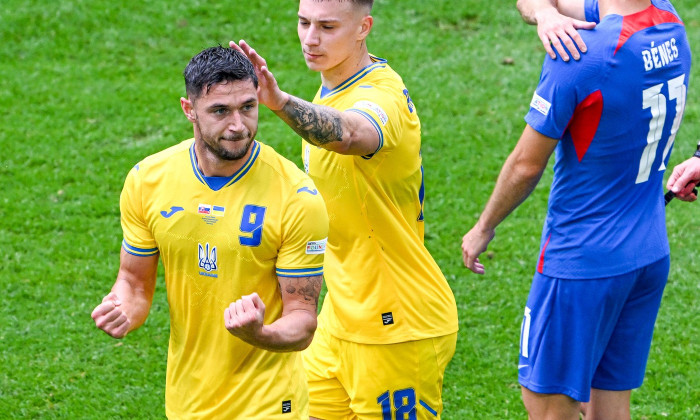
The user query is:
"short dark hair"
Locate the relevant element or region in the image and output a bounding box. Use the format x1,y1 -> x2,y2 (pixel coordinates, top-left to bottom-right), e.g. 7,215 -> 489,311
183,46 -> 258,99
311,0 -> 373,12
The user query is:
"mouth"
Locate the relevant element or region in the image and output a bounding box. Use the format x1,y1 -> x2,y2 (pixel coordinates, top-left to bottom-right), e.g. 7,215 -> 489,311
304,50 -> 322,60
221,134 -> 248,142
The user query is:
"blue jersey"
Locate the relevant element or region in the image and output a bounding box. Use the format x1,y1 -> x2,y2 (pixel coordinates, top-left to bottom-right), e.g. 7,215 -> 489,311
525,0 -> 691,279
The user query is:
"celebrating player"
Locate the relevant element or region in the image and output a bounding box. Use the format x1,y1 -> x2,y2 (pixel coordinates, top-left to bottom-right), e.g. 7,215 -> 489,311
231,0 -> 458,418
462,0 -> 691,419
91,46 -> 328,419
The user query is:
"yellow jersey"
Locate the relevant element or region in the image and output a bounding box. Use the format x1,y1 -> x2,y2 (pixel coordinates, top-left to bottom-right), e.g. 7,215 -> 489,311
303,56 -> 458,344
121,139 -> 328,419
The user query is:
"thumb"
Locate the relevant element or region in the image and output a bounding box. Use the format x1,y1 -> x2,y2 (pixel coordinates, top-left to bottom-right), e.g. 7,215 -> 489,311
574,19 -> 597,29
102,292 -> 121,306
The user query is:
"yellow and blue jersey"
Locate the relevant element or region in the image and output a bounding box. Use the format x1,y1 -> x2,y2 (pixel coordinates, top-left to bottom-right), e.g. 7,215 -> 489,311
303,56 -> 458,344
121,139 -> 328,419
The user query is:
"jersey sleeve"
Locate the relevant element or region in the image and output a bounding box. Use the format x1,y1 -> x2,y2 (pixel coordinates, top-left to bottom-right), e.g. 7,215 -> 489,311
120,165 -> 158,256
275,179 -> 329,278
524,40 -> 604,139
344,83 -> 408,157
585,0 -> 600,23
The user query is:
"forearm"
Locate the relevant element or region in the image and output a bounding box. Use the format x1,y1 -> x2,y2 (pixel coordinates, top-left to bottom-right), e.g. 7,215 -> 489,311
517,0 -> 558,24
274,95 -> 344,149
477,153 -> 546,233
110,276 -> 153,332
255,309 -> 317,352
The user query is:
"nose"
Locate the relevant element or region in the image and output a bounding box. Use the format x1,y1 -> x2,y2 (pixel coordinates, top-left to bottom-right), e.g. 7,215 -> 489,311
302,24 -> 320,47
227,112 -> 245,133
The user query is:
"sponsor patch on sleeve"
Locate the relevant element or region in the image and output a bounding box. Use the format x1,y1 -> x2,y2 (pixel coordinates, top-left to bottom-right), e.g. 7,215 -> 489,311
353,100 -> 388,126
530,92 -> 551,116
306,238 -> 327,255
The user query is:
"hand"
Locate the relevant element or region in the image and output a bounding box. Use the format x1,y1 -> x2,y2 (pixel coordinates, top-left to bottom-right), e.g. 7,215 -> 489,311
229,40 -> 289,111
666,157 -> 700,202
535,8 -> 596,61
224,293 -> 266,345
461,224 -> 496,274
91,292 -> 131,339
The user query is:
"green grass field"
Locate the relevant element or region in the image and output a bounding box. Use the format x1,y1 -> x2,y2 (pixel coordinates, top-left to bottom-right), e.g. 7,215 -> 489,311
2,0 -> 699,418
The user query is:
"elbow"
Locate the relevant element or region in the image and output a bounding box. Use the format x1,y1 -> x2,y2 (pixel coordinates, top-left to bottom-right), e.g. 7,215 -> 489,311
321,137 -> 355,155
296,318 -> 318,351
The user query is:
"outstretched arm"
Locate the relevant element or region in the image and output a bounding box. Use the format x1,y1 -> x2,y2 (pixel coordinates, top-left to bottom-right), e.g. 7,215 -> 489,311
224,275 -> 322,352
666,156 -> 700,202
91,249 -> 159,338
516,0 -> 595,61
462,125 -> 558,274
230,40 -> 380,156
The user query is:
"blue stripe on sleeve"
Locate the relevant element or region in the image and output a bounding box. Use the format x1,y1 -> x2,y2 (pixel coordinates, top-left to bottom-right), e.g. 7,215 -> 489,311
122,239 -> 159,256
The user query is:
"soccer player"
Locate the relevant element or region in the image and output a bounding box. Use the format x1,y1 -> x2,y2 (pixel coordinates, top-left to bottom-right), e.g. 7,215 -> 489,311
666,140 -> 700,201
91,46 -> 329,419
230,0 -> 458,418
461,0 -> 691,419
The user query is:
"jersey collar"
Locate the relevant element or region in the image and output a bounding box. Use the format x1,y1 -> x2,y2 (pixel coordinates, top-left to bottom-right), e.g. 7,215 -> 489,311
189,140 -> 261,191
320,55 -> 387,99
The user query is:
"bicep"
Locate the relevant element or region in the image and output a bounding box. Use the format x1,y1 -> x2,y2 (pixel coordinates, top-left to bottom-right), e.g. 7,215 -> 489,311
332,110 -> 381,156
277,275 -> 323,315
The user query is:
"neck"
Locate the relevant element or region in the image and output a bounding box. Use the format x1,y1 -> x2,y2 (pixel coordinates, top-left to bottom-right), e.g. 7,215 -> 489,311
320,44 -> 374,89
599,0 -> 652,18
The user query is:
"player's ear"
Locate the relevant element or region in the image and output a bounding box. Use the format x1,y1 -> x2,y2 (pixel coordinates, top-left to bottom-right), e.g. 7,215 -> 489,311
181,97 -> 196,122
359,15 -> 373,40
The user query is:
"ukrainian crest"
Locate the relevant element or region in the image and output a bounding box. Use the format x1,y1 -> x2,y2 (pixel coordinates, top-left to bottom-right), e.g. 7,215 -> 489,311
198,243 -> 218,278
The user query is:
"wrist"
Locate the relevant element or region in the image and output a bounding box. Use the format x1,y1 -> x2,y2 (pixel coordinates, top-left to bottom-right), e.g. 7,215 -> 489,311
270,92 -> 290,112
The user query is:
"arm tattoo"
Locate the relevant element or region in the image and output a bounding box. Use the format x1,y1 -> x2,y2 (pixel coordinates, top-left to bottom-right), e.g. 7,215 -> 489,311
283,275 -> 322,309
275,95 -> 343,147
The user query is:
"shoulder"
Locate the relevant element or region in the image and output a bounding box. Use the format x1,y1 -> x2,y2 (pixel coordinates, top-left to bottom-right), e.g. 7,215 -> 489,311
255,141 -> 315,189
131,139 -> 193,176
542,25 -> 616,85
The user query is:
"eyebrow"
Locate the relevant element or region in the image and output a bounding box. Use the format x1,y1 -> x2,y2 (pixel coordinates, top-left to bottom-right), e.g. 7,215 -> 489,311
298,14 -> 341,24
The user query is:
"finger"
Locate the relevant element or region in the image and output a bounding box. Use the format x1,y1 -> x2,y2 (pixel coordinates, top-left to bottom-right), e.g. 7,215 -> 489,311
102,292 -> 121,306
539,34 -> 558,60
240,295 -> 257,314
95,309 -> 127,332
555,29 -> 581,60
473,261 -> 485,275
468,257 -> 485,275
549,35 -> 571,62
91,300 -> 116,319
672,172 -> 694,193
666,169 -> 680,190
234,299 -> 245,317
572,19 -> 597,30
229,40 -> 244,53
565,27 -> 587,56
249,292 -> 264,309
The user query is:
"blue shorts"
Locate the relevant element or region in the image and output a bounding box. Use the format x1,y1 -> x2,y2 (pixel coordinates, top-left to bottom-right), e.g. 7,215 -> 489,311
518,256 -> 670,402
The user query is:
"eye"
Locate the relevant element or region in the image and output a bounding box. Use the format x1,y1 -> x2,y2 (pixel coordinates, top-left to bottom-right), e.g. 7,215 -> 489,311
213,108 -> 228,116
299,20 -> 309,27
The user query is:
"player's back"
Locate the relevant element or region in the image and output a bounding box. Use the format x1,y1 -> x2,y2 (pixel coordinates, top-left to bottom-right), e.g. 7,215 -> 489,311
526,0 -> 691,278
